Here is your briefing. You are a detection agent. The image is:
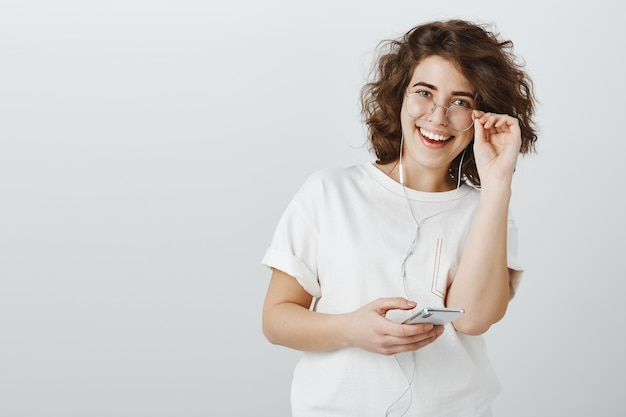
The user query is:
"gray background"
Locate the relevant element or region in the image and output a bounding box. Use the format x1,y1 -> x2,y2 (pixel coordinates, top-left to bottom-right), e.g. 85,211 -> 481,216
2,1 -> 624,416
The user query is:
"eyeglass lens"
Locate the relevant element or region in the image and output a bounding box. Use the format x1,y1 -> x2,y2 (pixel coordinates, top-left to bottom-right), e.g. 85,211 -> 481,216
406,94 -> 473,132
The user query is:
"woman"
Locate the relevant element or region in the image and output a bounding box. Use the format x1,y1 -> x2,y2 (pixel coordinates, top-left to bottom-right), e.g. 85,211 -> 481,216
261,19 -> 537,417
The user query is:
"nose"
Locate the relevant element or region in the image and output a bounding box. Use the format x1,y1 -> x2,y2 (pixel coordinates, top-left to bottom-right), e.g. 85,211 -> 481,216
427,104 -> 448,126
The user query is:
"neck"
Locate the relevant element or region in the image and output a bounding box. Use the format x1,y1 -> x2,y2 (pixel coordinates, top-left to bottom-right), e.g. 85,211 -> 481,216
382,161 -> 455,192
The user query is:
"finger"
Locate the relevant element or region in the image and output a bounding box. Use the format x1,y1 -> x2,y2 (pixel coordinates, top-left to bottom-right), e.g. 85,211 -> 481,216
472,113 -> 487,144
497,116 -> 521,136
478,112 -> 501,129
396,334 -> 441,353
480,113 -> 519,131
398,322 -> 435,336
372,297 -> 417,315
378,319 -> 432,340
389,323 -> 442,339
381,328 -> 445,355
472,110 -> 486,119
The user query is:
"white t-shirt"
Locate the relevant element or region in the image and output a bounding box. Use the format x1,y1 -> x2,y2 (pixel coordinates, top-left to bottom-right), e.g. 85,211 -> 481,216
262,163 -> 523,417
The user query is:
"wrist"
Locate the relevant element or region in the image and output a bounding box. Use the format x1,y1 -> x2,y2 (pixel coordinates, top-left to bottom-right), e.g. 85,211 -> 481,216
336,312 -> 359,350
478,183 -> 512,212
480,179 -> 512,199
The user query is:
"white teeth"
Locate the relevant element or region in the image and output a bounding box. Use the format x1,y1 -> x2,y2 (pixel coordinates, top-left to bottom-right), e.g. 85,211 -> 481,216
420,128 -> 451,141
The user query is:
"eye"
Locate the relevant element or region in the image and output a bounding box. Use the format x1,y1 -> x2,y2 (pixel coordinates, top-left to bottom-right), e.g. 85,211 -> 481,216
451,98 -> 472,108
411,90 -> 431,98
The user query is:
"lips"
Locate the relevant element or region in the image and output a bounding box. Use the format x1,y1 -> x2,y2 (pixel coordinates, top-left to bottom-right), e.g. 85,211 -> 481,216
419,127 -> 452,142
418,127 -> 454,150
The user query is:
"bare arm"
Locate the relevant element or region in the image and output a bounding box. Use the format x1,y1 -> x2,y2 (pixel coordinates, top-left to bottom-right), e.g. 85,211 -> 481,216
262,268 -> 444,355
446,112 -> 521,335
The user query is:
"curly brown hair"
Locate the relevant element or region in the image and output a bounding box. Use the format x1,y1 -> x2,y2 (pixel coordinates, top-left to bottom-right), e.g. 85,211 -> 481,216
360,19 -> 538,186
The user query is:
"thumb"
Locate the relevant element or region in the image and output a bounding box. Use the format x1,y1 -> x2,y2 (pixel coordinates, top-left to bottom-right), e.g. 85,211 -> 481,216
472,113 -> 487,146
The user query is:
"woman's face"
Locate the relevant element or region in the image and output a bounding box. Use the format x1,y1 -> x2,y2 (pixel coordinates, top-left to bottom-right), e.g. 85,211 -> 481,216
400,55 -> 476,183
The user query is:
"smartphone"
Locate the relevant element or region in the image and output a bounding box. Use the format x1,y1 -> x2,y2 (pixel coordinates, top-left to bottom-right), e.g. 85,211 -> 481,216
402,307 -> 465,325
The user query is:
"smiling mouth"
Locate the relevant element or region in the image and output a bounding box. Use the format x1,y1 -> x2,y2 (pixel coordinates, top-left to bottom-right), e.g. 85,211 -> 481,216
420,128 -> 452,142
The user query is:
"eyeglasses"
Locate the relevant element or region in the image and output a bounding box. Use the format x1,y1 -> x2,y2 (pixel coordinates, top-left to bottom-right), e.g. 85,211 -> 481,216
404,92 -> 475,132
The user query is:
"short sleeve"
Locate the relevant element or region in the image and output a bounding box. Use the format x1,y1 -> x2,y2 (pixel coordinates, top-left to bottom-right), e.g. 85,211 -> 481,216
261,189 -> 322,298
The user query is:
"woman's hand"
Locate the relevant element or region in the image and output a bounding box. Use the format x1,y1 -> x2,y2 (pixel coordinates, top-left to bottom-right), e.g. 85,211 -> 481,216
444,112 -> 518,335
472,111 -> 522,187
342,297 -> 444,355
263,270 -> 443,353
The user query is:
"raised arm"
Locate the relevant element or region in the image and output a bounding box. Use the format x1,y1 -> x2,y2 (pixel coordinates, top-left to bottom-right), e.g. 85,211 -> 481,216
446,112 -> 522,335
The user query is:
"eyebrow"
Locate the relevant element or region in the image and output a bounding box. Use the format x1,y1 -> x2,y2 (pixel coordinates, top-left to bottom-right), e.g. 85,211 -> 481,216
411,81 -> 475,99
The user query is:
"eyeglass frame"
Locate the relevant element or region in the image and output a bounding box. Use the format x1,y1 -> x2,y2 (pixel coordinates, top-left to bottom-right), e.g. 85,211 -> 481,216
404,92 -> 476,132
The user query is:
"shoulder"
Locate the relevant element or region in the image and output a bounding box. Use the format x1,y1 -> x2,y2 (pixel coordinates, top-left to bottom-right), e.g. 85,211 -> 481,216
297,164 -> 370,195
305,164 -> 367,182
291,164 -> 371,213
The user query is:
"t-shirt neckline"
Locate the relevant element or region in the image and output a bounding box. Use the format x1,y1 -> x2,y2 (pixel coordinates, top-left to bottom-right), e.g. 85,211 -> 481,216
362,162 -> 474,202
